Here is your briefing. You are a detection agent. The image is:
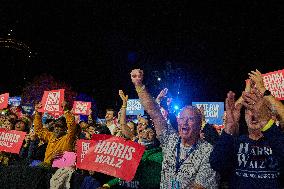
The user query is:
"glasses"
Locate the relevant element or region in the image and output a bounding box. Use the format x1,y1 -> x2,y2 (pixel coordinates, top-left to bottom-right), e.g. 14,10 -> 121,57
177,116 -> 195,125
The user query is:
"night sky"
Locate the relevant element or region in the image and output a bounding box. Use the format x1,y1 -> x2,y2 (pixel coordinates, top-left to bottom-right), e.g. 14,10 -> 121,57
0,1 -> 283,114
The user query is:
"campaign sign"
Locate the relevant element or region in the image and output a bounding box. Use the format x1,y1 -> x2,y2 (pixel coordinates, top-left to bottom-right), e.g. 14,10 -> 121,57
22,104 -> 34,115
0,129 -> 26,154
126,99 -> 144,116
48,112 -> 64,119
0,93 -> 9,110
192,102 -> 224,125
76,135 -> 145,181
52,151 -> 77,168
262,69 -> 284,100
8,96 -> 21,107
39,89 -> 65,113
73,101 -> 91,115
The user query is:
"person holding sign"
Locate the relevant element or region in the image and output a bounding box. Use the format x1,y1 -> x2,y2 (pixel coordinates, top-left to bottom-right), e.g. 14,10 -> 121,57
130,69 -> 219,189
33,102 -> 77,164
210,78 -> 284,188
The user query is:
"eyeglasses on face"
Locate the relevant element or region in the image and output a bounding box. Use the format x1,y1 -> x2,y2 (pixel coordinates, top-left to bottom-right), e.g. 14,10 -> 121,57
177,116 -> 195,124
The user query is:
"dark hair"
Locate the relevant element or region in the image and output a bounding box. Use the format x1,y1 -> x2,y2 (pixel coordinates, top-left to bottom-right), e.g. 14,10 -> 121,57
106,108 -> 114,112
106,109 -> 116,117
53,117 -> 67,130
95,124 -> 111,135
128,121 -> 138,135
15,120 -> 29,132
45,118 -> 55,125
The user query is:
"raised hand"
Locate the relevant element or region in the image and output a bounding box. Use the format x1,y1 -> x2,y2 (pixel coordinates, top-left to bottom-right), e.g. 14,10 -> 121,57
242,90 -> 271,130
35,102 -> 43,112
224,91 -> 242,135
156,88 -> 168,103
119,90 -> 128,105
130,69 -> 144,86
248,69 -> 266,93
242,89 -> 264,111
62,101 -> 67,110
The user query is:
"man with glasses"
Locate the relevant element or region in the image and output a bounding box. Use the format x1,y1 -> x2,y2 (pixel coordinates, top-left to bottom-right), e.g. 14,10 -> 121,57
130,69 -> 218,189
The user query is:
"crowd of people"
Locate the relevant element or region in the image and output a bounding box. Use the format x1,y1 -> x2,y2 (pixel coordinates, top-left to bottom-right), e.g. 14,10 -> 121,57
0,69 -> 283,189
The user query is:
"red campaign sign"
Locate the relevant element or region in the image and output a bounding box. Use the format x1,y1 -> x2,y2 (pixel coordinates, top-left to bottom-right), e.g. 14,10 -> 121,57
0,93 -> 9,110
73,101 -> 92,115
262,69 -> 284,100
39,89 -> 65,113
0,129 -> 26,154
76,135 -> 145,181
48,111 -> 64,119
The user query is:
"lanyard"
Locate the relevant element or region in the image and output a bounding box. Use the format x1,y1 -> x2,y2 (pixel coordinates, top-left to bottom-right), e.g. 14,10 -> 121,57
175,138 -> 197,173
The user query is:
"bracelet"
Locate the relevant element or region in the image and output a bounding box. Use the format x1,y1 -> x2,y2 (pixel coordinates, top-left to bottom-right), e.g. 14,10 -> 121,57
136,85 -> 145,93
121,105 -> 127,109
102,184 -> 110,189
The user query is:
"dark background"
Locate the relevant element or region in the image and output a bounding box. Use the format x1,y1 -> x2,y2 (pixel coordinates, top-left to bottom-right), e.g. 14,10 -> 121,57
0,0 -> 283,115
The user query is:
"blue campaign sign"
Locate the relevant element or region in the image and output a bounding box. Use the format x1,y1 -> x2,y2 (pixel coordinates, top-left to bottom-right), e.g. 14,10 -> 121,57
192,102 -> 224,125
8,96 -> 21,106
22,104 -> 34,115
126,99 -> 144,116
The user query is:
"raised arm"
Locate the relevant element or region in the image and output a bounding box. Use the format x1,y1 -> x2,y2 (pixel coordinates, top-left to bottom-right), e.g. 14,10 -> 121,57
65,108 -> 77,139
130,69 -> 168,138
235,79 -> 251,106
33,103 -> 52,142
155,88 -> 168,105
210,91 -> 238,174
118,90 -> 135,139
224,91 -> 242,136
249,69 -> 284,121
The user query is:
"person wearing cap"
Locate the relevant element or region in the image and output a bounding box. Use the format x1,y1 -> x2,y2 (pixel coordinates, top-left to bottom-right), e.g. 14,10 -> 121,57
33,102 -> 77,164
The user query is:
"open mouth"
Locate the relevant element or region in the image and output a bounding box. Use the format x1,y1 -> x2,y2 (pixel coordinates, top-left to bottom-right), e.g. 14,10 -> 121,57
251,115 -> 258,124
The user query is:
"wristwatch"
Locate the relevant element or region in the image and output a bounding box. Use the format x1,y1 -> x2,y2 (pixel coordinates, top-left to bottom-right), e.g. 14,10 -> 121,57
263,90 -> 271,97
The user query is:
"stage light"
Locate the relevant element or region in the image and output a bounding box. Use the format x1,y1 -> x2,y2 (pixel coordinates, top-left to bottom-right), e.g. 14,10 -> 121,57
157,77 -> 161,81
174,105 -> 179,110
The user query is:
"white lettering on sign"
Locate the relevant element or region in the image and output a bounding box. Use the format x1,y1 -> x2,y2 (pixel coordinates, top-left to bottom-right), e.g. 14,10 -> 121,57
75,102 -> 88,114
127,100 -> 142,112
94,140 -> 135,161
263,72 -> 284,98
44,91 -> 61,111
0,132 -> 20,143
0,96 -> 5,103
94,154 -> 124,168
195,104 -> 219,118
81,142 -> 90,162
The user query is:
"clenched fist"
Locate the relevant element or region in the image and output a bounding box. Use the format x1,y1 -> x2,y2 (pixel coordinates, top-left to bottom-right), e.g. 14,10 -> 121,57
130,69 -> 144,86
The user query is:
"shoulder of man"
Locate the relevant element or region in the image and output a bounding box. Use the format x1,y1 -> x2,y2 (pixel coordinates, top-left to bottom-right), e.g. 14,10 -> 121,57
197,140 -> 214,154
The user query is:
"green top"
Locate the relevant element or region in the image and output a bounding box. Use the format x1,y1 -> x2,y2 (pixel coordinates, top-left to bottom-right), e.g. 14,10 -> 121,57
106,147 -> 163,188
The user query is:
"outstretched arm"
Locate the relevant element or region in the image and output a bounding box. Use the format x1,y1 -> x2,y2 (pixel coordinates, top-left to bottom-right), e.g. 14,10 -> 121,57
65,107 -> 76,139
33,103 -> 52,142
119,90 -> 135,139
224,91 -> 242,136
155,88 -> 168,105
130,69 -> 168,138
